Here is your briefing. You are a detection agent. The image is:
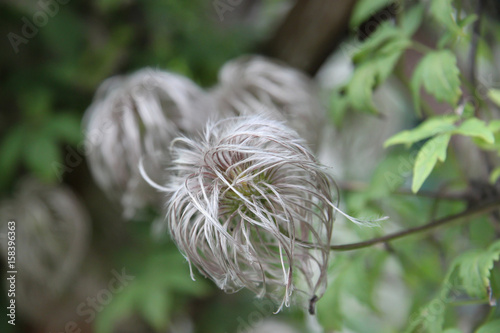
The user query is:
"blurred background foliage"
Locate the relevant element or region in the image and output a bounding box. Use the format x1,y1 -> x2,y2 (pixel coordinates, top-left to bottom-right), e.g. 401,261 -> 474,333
2,0 -> 500,332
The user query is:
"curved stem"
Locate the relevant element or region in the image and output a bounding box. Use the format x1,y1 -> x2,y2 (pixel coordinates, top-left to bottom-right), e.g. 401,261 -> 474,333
329,198 -> 500,251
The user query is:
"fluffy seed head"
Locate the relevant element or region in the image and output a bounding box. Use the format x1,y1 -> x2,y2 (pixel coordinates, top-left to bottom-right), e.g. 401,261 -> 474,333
213,55 -> 326,150
163,115 -> 336,312
0,179 -> 90,321
83,68 -> 212,218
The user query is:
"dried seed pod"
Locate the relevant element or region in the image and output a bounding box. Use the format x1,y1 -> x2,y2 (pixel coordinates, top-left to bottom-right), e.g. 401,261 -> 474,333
0,179 -> 90,322
161,116 -> 336,312
83,68 -> 213,218
213,55 -> 326,150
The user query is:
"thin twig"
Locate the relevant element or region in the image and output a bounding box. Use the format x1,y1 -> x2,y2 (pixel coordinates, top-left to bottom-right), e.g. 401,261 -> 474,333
328,198 -> 500,251
337,180 -> 473,201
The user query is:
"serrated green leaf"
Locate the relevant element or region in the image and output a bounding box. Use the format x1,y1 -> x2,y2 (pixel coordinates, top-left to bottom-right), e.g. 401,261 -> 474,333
0,126 -> 25,188
451,241 -> 500,298
350,0 -> 393,28
476,319 -> 500,333
488,89 -> 500,107
384,116 -> 457,147
347,62 -> 379,114
411,51 -> 462,115
353,24 -> 409,64
453,118 -> 494,143
23,134 -> 62,182
400,4 -> 424,36
429,0 -> 461,34
347,49 -> 407,114
412,134 -> 451,193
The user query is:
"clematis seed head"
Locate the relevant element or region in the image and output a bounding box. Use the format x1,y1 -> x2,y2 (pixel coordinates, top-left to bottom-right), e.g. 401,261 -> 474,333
162,115 -> 337,313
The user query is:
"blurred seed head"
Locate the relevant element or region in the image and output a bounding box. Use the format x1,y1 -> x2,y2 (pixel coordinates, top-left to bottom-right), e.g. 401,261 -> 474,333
0,178 -> 90,321
83,68 -> 213,218
160,115 -> 335,312
213,55 -> 326,150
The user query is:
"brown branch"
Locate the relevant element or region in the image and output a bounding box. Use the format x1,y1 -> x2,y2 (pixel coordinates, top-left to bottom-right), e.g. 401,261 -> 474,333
263,0 -> 358,76
328,198 -> 500,251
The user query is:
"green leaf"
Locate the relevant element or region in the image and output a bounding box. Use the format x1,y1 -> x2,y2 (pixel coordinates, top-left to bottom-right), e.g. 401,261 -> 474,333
443,329 -> 463,333
350,0 -> 393,28
451,241 -> 500,298
139,289 -> 171,331
476,319 -> 500,333
347,45 -> 409,114
429,0 -> 461,35
0,126 -> 24,188
405,296 -> 446,333
18,88 -> 52,121
488,120 -> 500,133
453,118 -> 495,143
45,113 -> 83,145
384,116 -> 457,147
23,134 -> 62,182
490,167 -> 500,184
488,89 -> 500,107
412,134 -> 451,193
400,4 -> 424,36
352,24 -> 410,64
411,51 -> 462,115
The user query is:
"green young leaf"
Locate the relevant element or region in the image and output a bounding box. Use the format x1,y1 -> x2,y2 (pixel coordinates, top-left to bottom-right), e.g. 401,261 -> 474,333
429,0 -> 461,35
411,51 -> 462,115
453,118 -> 495,143
347,62 -> 379,114
350,0 -> 393,28
0,126 -> 25,188
384,116 -> 457,147
451,240 -> 500,298
476,320 -> 500,333
488,89 -> 500,107
400,4 -> 424,36
347,49 -> 408,114
412,134 -> 451,193
352,24 -> 410,64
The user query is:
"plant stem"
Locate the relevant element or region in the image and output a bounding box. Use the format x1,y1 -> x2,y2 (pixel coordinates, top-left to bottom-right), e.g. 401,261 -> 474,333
329,198 -> 500,251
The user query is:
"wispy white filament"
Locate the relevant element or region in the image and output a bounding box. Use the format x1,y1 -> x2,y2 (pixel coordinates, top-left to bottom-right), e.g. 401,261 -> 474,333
160,115 -> 337,312
212,55 -> 326,150
83,68 -> 213,218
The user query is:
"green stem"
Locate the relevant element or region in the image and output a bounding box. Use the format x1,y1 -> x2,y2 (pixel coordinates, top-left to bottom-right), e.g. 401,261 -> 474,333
329,198 -> 500,251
